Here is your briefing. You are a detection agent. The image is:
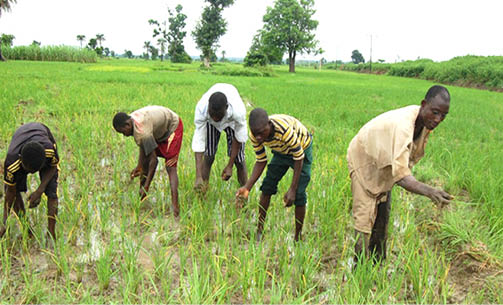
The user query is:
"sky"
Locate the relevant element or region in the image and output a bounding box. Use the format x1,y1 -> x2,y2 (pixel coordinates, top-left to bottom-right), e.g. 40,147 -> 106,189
1,0 -> 502,63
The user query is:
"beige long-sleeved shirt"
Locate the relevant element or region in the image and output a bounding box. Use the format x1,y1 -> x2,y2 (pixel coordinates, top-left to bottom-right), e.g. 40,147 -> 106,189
131,106 -> 179,155
347,105 -> 430,195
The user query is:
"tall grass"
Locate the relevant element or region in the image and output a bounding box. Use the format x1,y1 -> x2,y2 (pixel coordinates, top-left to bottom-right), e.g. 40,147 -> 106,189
3,45 -> 98,63
332,56 -> 503,90
0,60 -> 502,303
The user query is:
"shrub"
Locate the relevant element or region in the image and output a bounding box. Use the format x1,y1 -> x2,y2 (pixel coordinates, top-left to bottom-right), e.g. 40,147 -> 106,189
3,45 -> 98,63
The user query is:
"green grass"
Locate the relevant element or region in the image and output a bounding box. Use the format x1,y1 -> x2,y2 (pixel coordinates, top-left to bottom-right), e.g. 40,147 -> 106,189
0,59 -> 502,303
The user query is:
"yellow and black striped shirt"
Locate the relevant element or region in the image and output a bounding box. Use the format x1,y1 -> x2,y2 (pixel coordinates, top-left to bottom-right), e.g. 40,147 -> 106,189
250,114 -> 311,162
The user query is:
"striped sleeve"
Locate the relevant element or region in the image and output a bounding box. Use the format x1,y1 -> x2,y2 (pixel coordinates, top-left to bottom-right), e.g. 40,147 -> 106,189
45,146 -> 59,166
281,123 -> 304,160
250,132 -> 267,162
4,159 -> 20,186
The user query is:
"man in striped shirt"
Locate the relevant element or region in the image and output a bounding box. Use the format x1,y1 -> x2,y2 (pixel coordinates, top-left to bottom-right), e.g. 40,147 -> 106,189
192,83 -> 248,192
1,122 -> 60,240
236,108 -> 313,242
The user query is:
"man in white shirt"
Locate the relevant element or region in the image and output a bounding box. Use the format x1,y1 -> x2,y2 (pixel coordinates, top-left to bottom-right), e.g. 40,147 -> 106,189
192,83 -> 248,191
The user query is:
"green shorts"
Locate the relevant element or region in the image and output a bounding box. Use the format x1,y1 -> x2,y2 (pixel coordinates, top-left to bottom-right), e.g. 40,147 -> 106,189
260,142 -> 313,206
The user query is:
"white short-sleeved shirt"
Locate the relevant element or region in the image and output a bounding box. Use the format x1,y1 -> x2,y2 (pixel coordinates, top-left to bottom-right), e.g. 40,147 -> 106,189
191,83 -> 248,152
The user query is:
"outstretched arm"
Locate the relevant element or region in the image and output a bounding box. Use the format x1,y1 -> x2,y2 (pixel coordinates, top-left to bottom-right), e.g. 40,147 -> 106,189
284,158 -> 303,206
397,175 -> 452,207
140,146 -> 158,198
1,185 -> 16,237
236,161 -> 266,198
28,166 -> 58,207
222,135 -> 241,181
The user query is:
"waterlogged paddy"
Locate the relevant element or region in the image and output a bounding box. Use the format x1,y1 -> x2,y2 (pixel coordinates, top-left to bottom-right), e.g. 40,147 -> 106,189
0,60 -> 502,303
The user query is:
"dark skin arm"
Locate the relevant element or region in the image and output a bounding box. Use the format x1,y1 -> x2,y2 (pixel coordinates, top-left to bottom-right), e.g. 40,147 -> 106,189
1,185 -> 16,238
222,135 -> 241,181
28,166 -> 58,208
131,147 -> 144,179
194,152 -> 205,188
139,147 -> 158,199
397,175 -> 452,207
236,161 -> 267,198
283,158 -> 303,207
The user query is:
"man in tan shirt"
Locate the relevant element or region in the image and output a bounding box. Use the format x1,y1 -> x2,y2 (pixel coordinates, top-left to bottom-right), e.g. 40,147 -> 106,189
347,85 -> 452,263
113,106 -> 183,217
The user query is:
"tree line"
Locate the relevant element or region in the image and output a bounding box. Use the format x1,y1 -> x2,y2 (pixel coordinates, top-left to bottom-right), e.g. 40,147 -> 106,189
1,0 -> 327,73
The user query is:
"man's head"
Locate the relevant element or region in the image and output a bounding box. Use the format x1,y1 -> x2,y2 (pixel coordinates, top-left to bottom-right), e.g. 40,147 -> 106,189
249,108 -> 271,144
20,141 -> 45,173
113,112 -> 133,136
208,92 -> 228,122
419,85 -> 450,130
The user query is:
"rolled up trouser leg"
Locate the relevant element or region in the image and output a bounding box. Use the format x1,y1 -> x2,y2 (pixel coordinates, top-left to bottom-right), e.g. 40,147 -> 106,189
369,191 -> 391,261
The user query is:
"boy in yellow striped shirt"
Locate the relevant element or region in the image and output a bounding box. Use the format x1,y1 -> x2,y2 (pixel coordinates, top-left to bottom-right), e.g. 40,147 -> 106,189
236,108 -> 313,242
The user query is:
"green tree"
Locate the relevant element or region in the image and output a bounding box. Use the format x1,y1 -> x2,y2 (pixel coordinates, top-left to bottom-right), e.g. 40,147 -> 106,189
76,34 -> 86,48
148,18 -> 168,61
96,33 -> 105,48
87,38 -> 97,50
31,40 -> 41,47
192,0 -> 234,68
351,49 -> 365,64
244,29 -> 283,67
1,33 -> 15,47
124,50 -> 133,59
0,0 -> 17,61
150,45 -> 159,60
260,0 -> 321,73
143,41 -> 152,60
167,4 -> 191,63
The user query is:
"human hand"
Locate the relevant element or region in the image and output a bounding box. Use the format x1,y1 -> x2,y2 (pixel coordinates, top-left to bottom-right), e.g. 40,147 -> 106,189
194,177 -> 208,194
428,189 -> 452,208
130,166 -> 142,180
283,188 -> 296,207
221,165 -> 232,181
139,185 -> 149,200
235,187 -> 249,200
28,190 -> 43,208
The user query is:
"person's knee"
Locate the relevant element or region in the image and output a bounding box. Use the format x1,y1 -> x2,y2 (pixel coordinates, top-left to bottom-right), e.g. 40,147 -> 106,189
204,154 -> 215,165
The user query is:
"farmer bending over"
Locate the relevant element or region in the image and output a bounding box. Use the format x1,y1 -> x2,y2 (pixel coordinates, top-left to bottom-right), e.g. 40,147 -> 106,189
1,122 -> 60,240
236,108 -> 313,242
347,85 -> 452,264
113,106 -> 183,217
192,83 -> 248,192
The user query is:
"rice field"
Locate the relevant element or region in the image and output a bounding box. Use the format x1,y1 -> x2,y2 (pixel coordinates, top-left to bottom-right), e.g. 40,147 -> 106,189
0,60 -> 502,303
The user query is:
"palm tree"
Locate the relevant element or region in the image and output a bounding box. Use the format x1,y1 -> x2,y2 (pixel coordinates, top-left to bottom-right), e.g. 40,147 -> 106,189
96,34 -> 105,48
157,38 -> 167,61
0,0 -> 17,61
143,41 -> 152,60
76,35 -> 86,48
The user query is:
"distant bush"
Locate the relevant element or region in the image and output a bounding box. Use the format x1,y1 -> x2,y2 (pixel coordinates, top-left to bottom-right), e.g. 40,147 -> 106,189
3,45 -> 98,63
243,50 -> 268,67
337,56 -> 503,90
209,65 -> 276,77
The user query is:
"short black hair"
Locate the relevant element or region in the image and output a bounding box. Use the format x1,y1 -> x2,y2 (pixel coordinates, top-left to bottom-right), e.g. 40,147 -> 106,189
113,112 -> 131,129
425,85 -> 450,103
208,92 -> 228,114
20,141 -> 45,171
249,108 -> 269,130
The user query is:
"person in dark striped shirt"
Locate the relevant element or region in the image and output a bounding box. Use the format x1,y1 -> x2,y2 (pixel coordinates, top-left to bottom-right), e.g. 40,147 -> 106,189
236,108 -> 313,242
1,122 -> 60,240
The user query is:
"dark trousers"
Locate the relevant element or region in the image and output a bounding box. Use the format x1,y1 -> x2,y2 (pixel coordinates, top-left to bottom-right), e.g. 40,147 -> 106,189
355,191 -> 391,263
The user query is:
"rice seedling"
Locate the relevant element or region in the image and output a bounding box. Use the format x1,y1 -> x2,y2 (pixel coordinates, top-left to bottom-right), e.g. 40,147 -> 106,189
0,59 -> 502,303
